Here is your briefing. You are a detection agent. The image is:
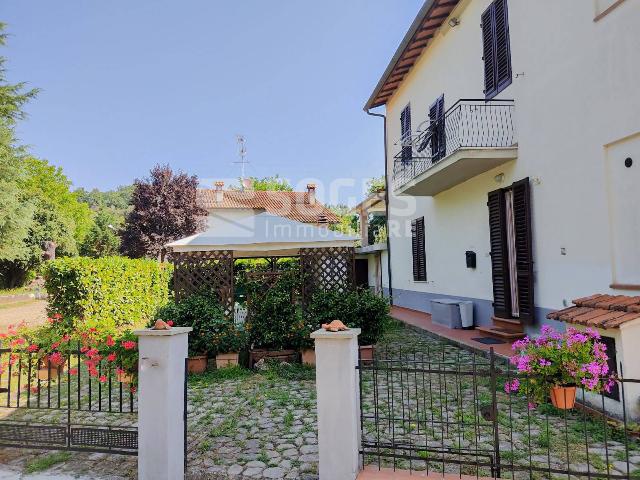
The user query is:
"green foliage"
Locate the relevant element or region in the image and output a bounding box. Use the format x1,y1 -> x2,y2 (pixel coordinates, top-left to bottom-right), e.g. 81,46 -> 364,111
328,204 -> 358,236
43,256 -> 172,331
307,288 -> 390,345
154,293 -> 243,356
25,451 -> 71,473
244,269 -> 304,350
366,175 -> 386,194
80,210 -> 122,258
75,185 -> 134,212
246,174 -> 292,191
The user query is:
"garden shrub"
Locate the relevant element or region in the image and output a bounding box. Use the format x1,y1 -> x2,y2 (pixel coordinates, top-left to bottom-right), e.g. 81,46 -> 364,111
153,293 -> 245,356
307,288 -> 390,345
244,269 -> 304,350
43,256 -> 172,331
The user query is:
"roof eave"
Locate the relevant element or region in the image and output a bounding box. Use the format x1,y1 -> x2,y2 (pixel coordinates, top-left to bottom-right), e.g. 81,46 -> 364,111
364,0 -> 438,111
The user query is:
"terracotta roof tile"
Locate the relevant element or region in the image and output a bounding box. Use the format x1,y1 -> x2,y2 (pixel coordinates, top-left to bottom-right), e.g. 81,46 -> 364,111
548,294 -> 640,329
197,189 -> 340,225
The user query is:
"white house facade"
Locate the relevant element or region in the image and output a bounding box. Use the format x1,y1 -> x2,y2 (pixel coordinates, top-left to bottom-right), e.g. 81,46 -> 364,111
366,0 -> 640,337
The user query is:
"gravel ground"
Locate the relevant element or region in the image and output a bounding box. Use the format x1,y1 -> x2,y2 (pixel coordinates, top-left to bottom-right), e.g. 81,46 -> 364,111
0,299 -> 48,333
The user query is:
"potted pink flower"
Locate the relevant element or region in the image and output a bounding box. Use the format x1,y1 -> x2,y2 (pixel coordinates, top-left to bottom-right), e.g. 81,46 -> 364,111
507,325 -> 617,409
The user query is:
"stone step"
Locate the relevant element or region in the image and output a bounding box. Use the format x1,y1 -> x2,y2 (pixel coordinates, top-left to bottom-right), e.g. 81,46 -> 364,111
491,316 -> 524,332
476,325 -> 527,340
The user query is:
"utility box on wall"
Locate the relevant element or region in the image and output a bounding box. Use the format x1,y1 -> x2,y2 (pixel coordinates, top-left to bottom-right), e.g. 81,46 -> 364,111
465,251 -> 477,269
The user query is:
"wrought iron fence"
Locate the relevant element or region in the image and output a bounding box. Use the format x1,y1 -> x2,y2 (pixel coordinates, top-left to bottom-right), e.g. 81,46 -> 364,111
393,99 -> 516,191
359,345 -> 640,479
0,345 -> 137,454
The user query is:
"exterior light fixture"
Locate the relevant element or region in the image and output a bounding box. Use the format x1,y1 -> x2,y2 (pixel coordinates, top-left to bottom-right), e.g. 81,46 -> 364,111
448,17 -> 460,27
494,173 -> 505,183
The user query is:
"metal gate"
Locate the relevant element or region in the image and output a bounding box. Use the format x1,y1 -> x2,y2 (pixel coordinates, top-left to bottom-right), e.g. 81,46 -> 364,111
358,345 -> 640,480
0,346 -> 138,455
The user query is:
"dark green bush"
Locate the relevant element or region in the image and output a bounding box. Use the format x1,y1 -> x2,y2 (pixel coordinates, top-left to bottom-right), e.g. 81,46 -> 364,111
153,293 -> 239,356
244,269 -> 304,350
43,256 -> 172,331
307,288 -> 390,345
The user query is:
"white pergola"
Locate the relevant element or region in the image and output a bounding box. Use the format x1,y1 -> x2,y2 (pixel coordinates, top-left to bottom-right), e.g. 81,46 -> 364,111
166,212 -> 358,258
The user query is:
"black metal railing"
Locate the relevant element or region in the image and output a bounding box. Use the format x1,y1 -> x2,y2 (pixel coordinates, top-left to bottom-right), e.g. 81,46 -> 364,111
359,345 -> 640,479
0,345 -> 138,454
393,99 -> 516,191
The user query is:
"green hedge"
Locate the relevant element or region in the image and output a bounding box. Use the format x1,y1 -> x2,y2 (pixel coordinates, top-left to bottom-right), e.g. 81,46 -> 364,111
43,256 -> 172,331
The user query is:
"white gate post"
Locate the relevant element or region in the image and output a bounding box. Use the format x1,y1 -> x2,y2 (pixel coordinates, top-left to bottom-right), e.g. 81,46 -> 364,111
312,327 -> 362,480
134,327 -> 192,480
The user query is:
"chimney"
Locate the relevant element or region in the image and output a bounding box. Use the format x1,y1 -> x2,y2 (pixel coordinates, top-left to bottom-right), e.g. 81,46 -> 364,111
214,181 -> 224,203
242,178 -> 253,191
307,183 -> 316,205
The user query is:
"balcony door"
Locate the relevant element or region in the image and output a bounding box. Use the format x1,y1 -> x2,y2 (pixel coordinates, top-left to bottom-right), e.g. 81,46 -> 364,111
487,178 -> 534,322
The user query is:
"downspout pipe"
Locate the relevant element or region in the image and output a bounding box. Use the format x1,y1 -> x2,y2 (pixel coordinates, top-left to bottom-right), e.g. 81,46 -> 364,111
366,108 -> 394,305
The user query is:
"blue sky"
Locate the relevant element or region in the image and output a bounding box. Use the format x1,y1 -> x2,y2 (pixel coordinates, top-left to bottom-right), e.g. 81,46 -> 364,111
3,1 -> 422,205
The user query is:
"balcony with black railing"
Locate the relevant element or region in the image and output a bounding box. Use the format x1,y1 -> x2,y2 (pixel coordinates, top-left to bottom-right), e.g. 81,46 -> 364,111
393,99 -> 517,196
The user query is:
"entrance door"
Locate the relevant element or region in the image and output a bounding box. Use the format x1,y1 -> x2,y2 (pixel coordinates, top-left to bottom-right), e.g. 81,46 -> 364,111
487,178 -> 534,322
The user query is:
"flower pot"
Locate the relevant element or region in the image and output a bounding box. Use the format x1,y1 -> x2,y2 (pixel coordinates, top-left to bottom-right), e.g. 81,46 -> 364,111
249,349 -> 297,368
37,359 -> 66,381
550,385 -> 577,409
187,355 -> 208,374
359,345 -> 375,362
301,348 -> 316,366
216,352 -> 240,369
117,371 -> 134,384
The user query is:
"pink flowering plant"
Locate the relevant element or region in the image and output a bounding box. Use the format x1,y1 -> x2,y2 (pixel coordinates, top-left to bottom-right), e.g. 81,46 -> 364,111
506,325 -> 617,405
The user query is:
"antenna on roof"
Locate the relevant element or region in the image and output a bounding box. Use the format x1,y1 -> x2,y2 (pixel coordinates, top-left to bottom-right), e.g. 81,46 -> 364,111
234,135 -> 249,189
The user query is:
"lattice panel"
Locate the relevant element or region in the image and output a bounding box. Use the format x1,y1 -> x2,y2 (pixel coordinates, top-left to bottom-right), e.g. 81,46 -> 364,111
170,250 -> 234,317
300,247 -> 355,305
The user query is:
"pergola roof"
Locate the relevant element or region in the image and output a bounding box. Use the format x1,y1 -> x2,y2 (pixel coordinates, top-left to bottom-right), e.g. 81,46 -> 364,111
166,212 -> 357,257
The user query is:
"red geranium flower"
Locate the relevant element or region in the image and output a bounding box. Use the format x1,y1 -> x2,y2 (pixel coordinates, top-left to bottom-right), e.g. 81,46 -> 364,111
106,335 -> 115,347
99,375 -> 107,383
122,341 -> 137,350
69,368 -> 78,376
107,353 -> 117,362
27,344 -> 39,353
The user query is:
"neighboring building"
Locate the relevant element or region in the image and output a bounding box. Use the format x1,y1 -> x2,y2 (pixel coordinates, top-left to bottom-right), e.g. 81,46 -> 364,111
365,0 -> 639,340
353,190 -> 389,294
198,182 -> 339,228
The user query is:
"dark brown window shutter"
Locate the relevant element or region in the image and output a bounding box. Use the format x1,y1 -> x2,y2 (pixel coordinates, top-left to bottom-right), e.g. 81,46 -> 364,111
411,217 -> 426,281
487,188 -> 511,318
482,0 -> 512,99
494,0 -> 512,91
429,95 -> 446,161
511,177 -> 534,323
400,104 -> 412,163
481,5 -> 497,98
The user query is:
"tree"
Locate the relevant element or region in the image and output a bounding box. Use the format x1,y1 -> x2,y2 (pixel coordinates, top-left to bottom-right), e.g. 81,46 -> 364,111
327,204 -> 358,236
80,210 -> 121,258
0,157 -> 93,287
75,185 -> 134,212
120,165 -> 207,260
247,175 -> 292,191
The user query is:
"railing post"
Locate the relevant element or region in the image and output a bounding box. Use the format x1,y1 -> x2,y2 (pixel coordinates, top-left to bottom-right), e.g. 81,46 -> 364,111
134,326 -> 192,480
312,327 -> 362,480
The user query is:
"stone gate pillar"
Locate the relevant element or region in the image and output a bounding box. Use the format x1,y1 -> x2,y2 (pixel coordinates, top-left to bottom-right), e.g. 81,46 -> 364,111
312,327 -> 362,480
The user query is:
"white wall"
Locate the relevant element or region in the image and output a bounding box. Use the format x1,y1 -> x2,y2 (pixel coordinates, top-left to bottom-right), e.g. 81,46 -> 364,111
384,0 -> 640,323
206,208 -> 262,229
